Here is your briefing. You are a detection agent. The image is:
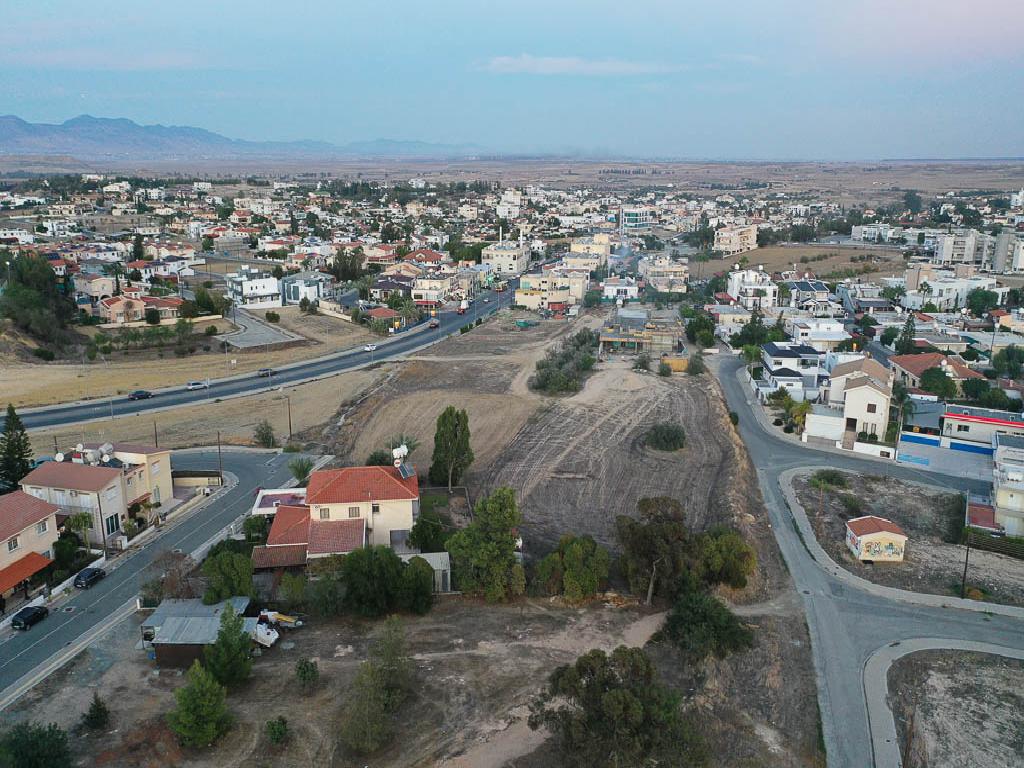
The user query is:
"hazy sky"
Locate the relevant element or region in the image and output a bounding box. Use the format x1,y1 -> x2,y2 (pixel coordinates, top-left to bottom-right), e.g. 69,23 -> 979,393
2,0 -> 1023,159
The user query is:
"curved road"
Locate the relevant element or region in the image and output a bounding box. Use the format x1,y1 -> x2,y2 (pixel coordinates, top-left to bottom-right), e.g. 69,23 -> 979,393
712,353 -> 1024,768
20,286 -> 516,431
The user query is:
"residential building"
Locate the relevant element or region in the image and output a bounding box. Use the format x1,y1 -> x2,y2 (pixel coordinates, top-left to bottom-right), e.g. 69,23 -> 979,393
992,434 -> 1024,535
81,442 -> 173,509
304,465 -> 419,549
0,492 -> 61,599
598,308 -> 683,356
714,224 -> 758,255
756,342 -> 825,402
601,276 -> 640,302
638,256 -> 689,294
726,268 -> 778,310
620,206 -> 654,229
97,295 -> 184,325
888,352 -> 983,395
20,461 -> 127,547
785,279 -> 830,309
225,266 -> 281,309
280,270 -> 333,305
482,241 -> 530,276
845,517 -> 907,562
785,318 -> 851,352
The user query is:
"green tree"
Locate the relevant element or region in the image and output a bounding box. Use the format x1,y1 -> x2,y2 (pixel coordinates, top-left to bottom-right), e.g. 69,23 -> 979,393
167,661 -> 232,748
242,515 -> 268,542
339,662 -> 391,754
529,646 -> 707,768
664,587 -> 754,661
0,254 -> 75,344
0,404 -> 33,492
398,556 -> 434,614
279,571 -> 307,611
365,448 -> 392,466
144,307 -> 161,325
295,658 -> 319,692
616,497 -> 691,604
902,190 -> 923,214
204,605 -> 253,687
880,326 -> 899,347
369,617 -> 414,710
428,405 -> 474,491
446,487 -> 525,602
633,352 -> 651,372
966,288 -> 999,318
0,722 -> 73,768
288,457 -> 314,486
534,535 -> 610,603
894,315 -> 917,355
339,545 -> 404,617
81,691 -> 111,731
408,506 -> 449,552
201,551 -> 254,604
132,233 -> 145,260
919,367 -> 957,400
253,419 -> 277,448
687,349 -> 705,375
961,377 -> 990,401
696,528 -> 757,589
992,345 -> 1024,380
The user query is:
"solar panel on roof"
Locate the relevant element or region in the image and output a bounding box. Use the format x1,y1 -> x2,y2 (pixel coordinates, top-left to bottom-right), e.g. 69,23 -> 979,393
398,463 -> 415,479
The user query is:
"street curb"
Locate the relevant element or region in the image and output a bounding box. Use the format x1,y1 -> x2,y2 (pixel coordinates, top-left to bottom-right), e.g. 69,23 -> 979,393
779,468 -> 1024,619
862,637 -> 1024,768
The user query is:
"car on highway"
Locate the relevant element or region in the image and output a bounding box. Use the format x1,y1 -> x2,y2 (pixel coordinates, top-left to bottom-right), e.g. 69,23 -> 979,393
364,344 -> 378,352
73,567 -> 106,589
186,381 -> 209,391
11,605 -> 49,631
127,390 -> 153,400
257,368 -> 275,377
428,320 -> 440,329
483,297 -> 490,302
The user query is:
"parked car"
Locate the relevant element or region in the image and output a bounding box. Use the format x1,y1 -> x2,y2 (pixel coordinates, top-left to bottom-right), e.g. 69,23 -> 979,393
73,567 -> 106,589
11,605 -> 48,631
186,381 -> 209,391
257,368 -> 275,378
128,390 -> 153,400
428,320 -> 440,329
364,344 -> 378,352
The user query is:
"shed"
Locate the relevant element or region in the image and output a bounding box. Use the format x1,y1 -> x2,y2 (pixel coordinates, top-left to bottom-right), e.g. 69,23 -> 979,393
141,597 -> 253,668
845,516 -> 907,562
399,551 -> 452,593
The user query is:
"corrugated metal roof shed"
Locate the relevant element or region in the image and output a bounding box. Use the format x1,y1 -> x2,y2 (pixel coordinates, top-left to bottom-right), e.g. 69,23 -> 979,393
152,615 -> 259,646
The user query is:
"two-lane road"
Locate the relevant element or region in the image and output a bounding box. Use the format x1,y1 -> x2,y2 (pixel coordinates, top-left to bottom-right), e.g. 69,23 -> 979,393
20,286 -> 516,431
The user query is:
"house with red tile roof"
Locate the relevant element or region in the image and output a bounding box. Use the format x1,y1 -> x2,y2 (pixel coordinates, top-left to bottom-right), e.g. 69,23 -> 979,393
888,352 -> 982,396
0,492 -> 60,599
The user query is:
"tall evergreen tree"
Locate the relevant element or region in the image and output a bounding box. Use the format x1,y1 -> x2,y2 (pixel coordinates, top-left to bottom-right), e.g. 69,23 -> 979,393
428,405 -> 474,491
204,606 -> 252,688
167,661 -> 232,747
894,315 -> 917,355
0,404 -> 33,492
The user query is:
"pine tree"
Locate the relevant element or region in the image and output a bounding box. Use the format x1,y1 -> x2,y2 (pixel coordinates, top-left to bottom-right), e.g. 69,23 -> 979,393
81,692 -> 111,731
167,661 -> 232,747
0,404 -> 33,492
204,606 -> 252,688
894,315 -> 916,356
428,406 -> 474,491
339,662 -> 391,754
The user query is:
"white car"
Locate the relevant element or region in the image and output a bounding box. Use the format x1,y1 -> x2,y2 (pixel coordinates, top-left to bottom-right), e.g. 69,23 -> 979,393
186,381 -> 209,391
364,344 -> 378,352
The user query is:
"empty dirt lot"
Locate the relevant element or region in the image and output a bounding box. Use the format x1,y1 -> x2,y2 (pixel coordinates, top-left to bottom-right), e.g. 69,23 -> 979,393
889,650 -> 1024,768
696,243 -> 906,282
793,470 -> 1024,606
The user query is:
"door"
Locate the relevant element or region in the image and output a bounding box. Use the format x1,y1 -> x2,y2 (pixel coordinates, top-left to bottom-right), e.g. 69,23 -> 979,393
845,417 -> 857,431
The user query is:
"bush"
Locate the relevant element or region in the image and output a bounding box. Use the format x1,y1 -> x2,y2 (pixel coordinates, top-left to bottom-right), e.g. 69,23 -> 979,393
264,311 -> 280,323
663,587 -> 754,661
398,556 -> 435,615
0,722 -> 73,768
783,424 -> 794,433
772,417 -> 783,426
295,659 -> 319,692
253,419 -> 277,448
32,348 -> 55,361
81,692 -> 111,731
657,361 -> 672,377
729,411 -> 739,425
687,349 -> 706,375
838,494 -> 864,517
529,329 -> 598,394
366,449 -> 392,466
265,716 -> 288,745
533,534 -> 610,602
205,325 -> 218,336
633,353 -> 651,372
645,422 -> 686,451
811,469 -> 847,488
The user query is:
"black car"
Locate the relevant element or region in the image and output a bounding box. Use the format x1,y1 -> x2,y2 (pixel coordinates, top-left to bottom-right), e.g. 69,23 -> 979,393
257,368 -> 275,378
73,567 -> 106,589
128,390 -> 153,400
11,605 -> 48,631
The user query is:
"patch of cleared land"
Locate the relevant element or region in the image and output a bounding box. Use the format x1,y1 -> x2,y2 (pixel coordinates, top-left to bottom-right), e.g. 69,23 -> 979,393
696,243 -> 906,283
793,470 -> 1024,606
0,309 -> 375,408
889,650 -> 1024,768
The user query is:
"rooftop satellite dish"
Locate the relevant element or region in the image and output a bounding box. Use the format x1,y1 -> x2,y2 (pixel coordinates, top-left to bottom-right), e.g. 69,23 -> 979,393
75,443 -> 84,452
101,454 -> 110,463
54,453 -> 65,463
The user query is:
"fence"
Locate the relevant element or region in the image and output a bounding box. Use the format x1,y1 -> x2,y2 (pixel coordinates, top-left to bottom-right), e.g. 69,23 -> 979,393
965,528 -> 1024,561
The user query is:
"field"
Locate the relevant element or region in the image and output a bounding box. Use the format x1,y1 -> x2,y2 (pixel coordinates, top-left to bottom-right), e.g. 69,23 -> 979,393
0,309 -> 374,409
693,243 -> 906,283
793,470 -> 1024,606
889,650 -> 1024,768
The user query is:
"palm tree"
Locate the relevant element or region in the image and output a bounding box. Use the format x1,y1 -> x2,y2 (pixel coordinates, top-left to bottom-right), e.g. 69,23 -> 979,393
65,512 -> 93,548
741,344 -> 761,374
388,434 -> 420,457
288,457 -> 314,487
891,382 -> 915,440
790,400 -> 812,432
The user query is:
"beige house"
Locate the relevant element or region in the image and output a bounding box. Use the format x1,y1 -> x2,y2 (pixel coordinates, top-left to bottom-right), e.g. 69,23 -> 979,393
20,462 -> 126,547
482,241 -> 530,276
73,273 -> 118,302
714,224 -> 758,255
84,443 -> 174,509
304,466 -> 419,549
825,357 -> 892,408
845,516 -> 907,562
842,377 -> 891,439
0,492 -> 61,599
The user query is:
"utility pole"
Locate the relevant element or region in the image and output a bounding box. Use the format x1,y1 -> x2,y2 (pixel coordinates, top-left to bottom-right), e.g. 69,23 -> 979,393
52,435 -> 59,455
217,431 -> 224,483
286,394 -> 293,440
153,420 -> 158,449
960,526 -> 973,599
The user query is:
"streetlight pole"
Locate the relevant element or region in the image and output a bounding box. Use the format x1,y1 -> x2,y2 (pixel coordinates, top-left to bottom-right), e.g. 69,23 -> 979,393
286,394 -> 292,440
217,430 -> 224,483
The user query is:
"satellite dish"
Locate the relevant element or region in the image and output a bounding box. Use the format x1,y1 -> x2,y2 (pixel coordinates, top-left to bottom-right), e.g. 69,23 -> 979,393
101,454 -> 110,463
393,459 -> 402,468
54,453 -> 65,463
75,443 -> 84,452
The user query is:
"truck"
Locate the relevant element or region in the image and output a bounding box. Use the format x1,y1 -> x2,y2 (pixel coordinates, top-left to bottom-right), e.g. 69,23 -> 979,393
457,299 -> 469,315
495,280 -> 509,292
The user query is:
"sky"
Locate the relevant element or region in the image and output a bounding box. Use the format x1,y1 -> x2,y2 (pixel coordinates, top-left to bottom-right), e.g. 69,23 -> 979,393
2,0 -> 1023,160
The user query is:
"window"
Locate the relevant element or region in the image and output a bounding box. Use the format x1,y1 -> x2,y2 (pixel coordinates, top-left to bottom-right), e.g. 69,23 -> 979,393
7,537 -> 18,552
152,461 -> 161,475
36,520 -> 48,535
105,514 -> 120,536
319,508 -> 330,520
348,506 -> 360,518
957,424 -> 970,433
866,404 -> 877,414
371,503 -> 380,515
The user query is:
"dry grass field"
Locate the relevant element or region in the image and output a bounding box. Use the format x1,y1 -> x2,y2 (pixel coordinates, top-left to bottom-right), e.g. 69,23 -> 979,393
694,243 -> 907,282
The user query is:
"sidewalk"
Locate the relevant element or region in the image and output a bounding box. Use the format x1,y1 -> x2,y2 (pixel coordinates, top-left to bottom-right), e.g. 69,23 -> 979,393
778,467 -> 1024,620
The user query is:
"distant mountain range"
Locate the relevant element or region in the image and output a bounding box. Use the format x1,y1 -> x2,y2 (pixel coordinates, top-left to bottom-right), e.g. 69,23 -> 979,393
0,115 -> 481,161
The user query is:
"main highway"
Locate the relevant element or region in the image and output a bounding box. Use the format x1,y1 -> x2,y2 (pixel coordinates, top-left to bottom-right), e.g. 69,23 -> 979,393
20,284 -> 516,431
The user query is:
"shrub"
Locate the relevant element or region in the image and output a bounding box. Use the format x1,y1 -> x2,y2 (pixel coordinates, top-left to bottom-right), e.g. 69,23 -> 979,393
32,348 -> 55,361
645,422 -> 686,451
295,659 -> 319,692
857,430 -> 868,442
529,329 -> 598,394
838,494 -> 864,517
253,419 -> 277,448
265,311 -> 280,323
633,353 -> 651,372
366,449 -> 392,466
81,692 -> 111,731
0,722 -> 73,768
783,424 -> 794,433
663,587 -> 754,661
397,556 -> 435,614
205,325 -> 218,336
811,469 -> 847,488
729,411 -> 739,425
657,361 -> 672,377
533,534 -> 610,602
772,417 -> 784,426
687,349 -> 706,375
265,716 -> 288,745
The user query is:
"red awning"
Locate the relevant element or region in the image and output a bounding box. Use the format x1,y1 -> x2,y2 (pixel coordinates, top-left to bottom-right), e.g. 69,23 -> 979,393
0,552 -> 53,594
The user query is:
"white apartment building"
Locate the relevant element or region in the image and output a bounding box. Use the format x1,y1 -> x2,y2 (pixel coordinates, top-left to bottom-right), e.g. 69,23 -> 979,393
901,275 -> 1006,311
620,206 -> 654,229
482,241 -> 530,276
225,266 -> 282,309
714,224 -> 758,255
726,268 -> 778,310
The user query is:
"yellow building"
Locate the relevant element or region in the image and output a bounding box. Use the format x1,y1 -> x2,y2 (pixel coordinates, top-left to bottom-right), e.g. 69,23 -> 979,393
845,516 -> 907,562
0,492 -> 61,599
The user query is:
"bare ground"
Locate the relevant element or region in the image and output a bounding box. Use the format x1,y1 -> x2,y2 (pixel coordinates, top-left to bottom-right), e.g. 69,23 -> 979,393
694,244 -> 906,282
889,650 -> 1024,768
793,470 -> 1024,606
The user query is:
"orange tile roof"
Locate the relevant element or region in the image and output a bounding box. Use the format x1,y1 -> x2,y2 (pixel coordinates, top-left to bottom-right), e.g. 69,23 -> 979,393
308,518 -> 365,556
0,492 -> 59,542
0,552 -> 53,594
266,505 -> 310,546
306,466 -> 418,505
251,544 -> 308,569
888,352 -> 983,381
846,515 -> 907,538
20,462 -> 122,493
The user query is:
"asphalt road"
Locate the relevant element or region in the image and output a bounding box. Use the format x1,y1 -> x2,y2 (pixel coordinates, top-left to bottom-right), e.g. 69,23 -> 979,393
0,450 -> 300,702
713,353 -> 1024,768
19,286 -> 516,431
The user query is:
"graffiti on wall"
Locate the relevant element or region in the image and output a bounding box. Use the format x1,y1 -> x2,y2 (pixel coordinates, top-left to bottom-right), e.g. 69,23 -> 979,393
863,539 -> 903,559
